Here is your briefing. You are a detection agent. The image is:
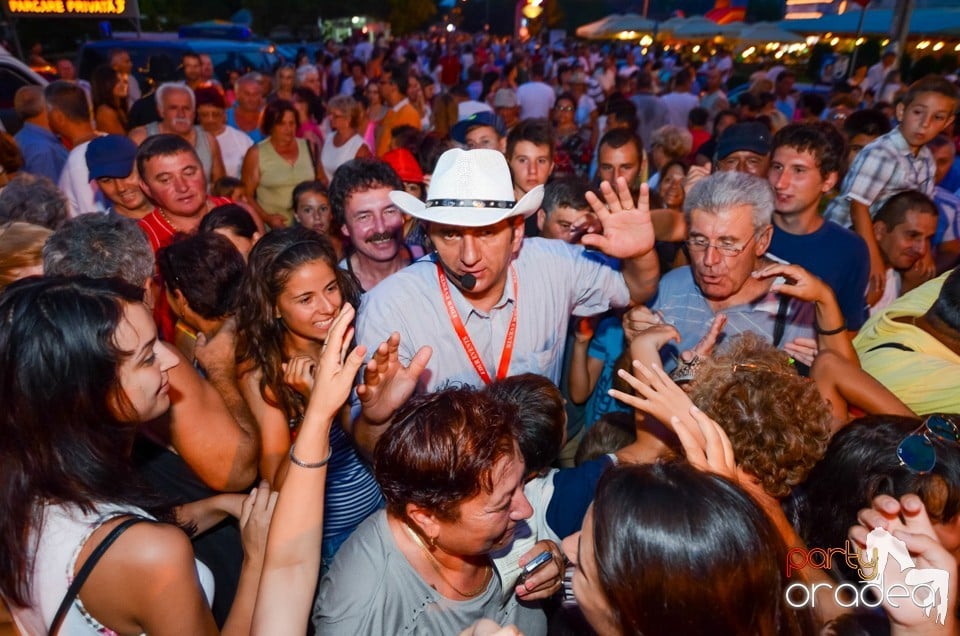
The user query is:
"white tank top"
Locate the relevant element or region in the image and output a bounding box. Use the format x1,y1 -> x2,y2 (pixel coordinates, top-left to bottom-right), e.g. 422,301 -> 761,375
321,134 -> 367,183
8,502 -> 214,636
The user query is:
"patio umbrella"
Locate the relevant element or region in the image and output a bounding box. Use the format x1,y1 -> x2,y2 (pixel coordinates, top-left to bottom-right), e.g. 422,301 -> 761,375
578,13 -> 656,39
734,21 -> 805,45
668,16 -> 739,40
576,15 -> 617,39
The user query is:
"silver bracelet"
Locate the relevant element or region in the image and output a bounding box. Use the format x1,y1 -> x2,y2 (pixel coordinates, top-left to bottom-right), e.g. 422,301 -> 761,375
289,443 -> 332,468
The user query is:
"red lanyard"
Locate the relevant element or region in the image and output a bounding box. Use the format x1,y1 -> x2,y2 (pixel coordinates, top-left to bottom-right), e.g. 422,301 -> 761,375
437,263 -> 518,385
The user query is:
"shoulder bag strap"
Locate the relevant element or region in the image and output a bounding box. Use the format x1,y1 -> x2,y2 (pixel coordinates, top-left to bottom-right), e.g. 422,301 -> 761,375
772,294 -> 791,348
50,516 -> 148,635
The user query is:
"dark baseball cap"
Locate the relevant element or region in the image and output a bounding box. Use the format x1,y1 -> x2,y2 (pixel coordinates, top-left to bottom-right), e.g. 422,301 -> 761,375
86,134 -> 138,180
451,112 -> 507,144
716,121 -> 772,160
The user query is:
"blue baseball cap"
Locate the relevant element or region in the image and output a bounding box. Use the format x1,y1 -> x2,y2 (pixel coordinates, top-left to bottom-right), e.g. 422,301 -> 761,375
86,134 -> 139,180
451,112 -> 507,144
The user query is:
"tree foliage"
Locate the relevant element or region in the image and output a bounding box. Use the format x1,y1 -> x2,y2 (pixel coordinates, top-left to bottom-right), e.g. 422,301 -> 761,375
388,0 -> 437,34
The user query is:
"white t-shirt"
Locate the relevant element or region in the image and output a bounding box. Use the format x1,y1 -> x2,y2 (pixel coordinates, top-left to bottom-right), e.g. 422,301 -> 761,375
217,125 -> 254,179
869,268 -> 902,316
516,81 -> 556,120
60,135 -> 107,217
660,91 -> 700,128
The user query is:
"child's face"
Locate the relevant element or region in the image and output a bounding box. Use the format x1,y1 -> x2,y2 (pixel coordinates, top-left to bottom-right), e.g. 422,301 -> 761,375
229,186 -> 250,205
896,92 -> 956,149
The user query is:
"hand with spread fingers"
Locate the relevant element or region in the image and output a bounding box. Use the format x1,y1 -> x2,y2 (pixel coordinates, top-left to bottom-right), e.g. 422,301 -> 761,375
610,360 -> 699,432
356,332 -> 432,425
582,177 -> 656,260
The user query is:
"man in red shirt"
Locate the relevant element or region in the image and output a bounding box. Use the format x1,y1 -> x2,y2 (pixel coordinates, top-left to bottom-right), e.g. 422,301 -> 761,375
137,134 -> 231,253
136,134 -> 232,340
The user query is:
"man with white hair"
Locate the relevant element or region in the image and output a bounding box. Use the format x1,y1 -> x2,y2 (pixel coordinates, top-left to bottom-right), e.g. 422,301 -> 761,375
349,147 -> 661,455
129,82 -> 225,184
227,72 -> 266,143
643,171 -> 857,371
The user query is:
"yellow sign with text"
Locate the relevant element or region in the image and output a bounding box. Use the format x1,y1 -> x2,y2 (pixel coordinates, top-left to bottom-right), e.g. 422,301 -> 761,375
4,0 -> 137,18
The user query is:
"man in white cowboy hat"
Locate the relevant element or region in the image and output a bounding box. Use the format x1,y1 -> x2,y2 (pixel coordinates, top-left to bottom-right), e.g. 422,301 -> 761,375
347,148 -> 659,455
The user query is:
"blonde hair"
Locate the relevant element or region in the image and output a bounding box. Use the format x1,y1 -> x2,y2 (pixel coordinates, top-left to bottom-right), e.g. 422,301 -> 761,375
0,222 -> 52,288
327,95 -> 363,130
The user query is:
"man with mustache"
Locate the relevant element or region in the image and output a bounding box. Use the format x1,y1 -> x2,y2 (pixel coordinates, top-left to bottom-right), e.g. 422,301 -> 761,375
129,82 -> 225,184
330,157 -> 423,292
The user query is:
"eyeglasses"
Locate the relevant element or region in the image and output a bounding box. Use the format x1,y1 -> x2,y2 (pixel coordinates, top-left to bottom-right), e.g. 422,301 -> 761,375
685,233 -> 758,258
555,105 -> 574,112
897,414 -> 960,474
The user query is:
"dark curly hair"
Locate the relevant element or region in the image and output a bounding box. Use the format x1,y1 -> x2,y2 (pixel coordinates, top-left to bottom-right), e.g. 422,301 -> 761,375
235,226 -> 360,420
689,332 -> 831,498
327,157 -> 402,227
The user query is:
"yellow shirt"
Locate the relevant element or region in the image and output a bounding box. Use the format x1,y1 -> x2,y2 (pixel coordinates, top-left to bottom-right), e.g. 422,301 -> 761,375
256,138 -> 315,225
854,272 -> 960,414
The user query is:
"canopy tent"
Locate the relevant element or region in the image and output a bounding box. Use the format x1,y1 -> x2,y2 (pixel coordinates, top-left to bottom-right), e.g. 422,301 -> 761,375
734,22 -> 805,44
779,8 -> 960,36
575,13 -> 656,39
659,16 -> 739,40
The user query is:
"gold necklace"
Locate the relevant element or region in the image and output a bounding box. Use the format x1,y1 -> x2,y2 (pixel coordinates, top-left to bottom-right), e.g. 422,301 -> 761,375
402,521 -> 492,598
156,207 -> 180,232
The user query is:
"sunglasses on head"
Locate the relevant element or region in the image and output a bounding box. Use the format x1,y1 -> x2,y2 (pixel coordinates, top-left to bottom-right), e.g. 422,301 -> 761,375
897,414 -> 960,474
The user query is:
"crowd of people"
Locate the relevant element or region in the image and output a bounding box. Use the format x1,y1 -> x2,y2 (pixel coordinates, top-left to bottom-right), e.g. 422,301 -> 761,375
1,29 -> 960,636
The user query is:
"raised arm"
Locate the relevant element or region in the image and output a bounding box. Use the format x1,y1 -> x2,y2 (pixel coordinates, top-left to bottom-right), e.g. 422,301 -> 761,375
252,304 -> 366,635
753,262 -> 858,364
348,332 -> 432,459
148,343 -> 260,492
582,178 -> 660,304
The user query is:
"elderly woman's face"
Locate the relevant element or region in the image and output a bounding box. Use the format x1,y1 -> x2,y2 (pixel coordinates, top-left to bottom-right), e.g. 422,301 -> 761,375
197,104 -> 225,134
437,451 -> 532,555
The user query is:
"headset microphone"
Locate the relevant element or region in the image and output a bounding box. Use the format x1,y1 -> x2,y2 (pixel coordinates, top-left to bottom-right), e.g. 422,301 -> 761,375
459,273 -> 477,290
438,258 -> 477,290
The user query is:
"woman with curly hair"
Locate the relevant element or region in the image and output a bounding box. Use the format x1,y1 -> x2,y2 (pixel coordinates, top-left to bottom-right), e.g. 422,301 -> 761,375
687,332 -> 832,499
235,226 -> 383,565
91,64 -> 129,134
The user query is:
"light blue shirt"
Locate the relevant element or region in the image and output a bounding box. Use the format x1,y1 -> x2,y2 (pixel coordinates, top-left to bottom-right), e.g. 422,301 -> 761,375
354,238 -> 631,395
649,265 -> 816,371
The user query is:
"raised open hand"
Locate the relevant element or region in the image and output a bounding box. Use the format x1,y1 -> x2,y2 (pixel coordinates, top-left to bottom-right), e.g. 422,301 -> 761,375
610,360 -> 698,430
356,332 -> 432,425
582,177 -> 655,259
304,303 -> 367,421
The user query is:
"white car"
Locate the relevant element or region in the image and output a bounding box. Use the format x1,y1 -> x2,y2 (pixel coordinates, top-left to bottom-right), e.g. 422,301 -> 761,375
0,45 -> 49,133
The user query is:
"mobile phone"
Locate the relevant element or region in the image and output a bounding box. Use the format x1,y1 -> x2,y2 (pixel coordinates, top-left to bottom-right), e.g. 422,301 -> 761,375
516,550 -> 553,586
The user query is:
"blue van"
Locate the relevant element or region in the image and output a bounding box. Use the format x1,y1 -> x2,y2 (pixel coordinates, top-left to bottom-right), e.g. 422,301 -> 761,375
76,37 -> 282,86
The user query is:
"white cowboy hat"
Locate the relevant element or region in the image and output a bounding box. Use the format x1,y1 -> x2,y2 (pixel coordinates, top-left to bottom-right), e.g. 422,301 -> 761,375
389,148 -> 544,228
